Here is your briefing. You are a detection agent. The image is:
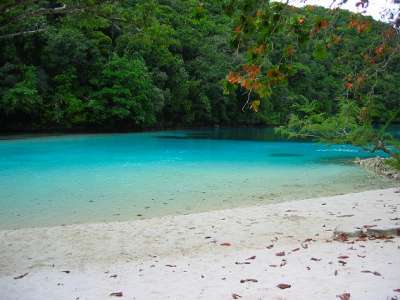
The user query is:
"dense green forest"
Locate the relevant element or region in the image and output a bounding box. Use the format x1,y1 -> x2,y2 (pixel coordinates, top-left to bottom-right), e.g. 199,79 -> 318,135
0,0 -> 399,132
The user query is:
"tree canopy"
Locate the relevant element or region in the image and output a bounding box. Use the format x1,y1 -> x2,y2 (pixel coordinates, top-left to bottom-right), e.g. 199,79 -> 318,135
224,0 -> 400,165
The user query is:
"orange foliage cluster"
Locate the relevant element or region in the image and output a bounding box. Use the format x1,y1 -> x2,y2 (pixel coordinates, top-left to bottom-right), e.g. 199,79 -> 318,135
254,44 -> 266,55
234,26 -> 242,34
348,19 -> 370,33
243,64 -> 261,80
227,71 -> 242,84
363,53 -> 376,65
227,67 -> 262,91
375,45 -> 385,56
285,46 -> 295,57
314,19 -> 329,33
267,68 -> 286,85
344,82 -> 353,90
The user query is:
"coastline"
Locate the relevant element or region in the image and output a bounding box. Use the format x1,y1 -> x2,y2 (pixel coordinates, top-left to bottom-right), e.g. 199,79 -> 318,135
1,188 -> 399,299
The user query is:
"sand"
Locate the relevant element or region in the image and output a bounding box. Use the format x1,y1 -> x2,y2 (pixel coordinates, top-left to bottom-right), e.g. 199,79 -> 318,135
0,188 -> 399,300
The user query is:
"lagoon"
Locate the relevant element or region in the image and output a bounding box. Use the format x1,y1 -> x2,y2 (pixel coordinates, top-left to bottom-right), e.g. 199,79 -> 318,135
0,128 -> 395,229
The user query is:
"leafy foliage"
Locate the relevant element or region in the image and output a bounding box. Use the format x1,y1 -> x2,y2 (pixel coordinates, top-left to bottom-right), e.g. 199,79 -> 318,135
225,1 -> 400,166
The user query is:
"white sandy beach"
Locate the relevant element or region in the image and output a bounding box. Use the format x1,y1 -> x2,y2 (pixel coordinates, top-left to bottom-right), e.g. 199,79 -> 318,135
1,188 -> 399,300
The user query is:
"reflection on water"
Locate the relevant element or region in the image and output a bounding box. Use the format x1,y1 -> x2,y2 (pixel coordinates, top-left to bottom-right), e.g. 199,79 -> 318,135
0,128 -> 396,229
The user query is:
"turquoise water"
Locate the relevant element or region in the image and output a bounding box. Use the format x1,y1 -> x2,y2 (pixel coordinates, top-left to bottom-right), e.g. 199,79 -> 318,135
0,128 -> 395,229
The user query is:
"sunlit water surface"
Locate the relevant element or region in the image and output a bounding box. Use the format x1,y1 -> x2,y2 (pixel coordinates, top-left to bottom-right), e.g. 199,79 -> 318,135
0,128 -> 396,229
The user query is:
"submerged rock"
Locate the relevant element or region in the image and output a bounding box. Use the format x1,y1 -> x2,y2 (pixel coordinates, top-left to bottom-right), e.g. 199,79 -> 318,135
354,157 -> 400,180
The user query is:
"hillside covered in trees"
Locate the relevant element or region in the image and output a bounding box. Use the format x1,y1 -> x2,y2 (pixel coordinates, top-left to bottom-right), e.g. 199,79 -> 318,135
1,0 -> 399,132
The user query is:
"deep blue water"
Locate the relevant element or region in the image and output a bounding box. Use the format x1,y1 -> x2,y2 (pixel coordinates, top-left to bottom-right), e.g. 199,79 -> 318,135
0,128 -> 395,229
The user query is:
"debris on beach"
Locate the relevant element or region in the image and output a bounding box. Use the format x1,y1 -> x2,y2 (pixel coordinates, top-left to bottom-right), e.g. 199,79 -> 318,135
13,273 -> 28,280
361,270 -> 381,276
240,279 -> 258,283
220,242 -> 231,246
336,293 -> 351,300
277,283 -> 291,289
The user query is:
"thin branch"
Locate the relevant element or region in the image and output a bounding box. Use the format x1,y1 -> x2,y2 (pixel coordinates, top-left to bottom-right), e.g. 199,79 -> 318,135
0,28 -> 46,39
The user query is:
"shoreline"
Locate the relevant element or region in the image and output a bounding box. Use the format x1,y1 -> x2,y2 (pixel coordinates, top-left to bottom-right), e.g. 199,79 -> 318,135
1,188 -> 399,299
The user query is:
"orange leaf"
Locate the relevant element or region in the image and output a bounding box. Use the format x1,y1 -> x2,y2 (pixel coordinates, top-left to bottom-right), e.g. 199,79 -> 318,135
277,283 -> 291,289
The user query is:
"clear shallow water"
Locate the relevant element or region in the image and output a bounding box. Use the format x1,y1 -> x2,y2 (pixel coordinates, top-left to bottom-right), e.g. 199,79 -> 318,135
0,128 -> 395,229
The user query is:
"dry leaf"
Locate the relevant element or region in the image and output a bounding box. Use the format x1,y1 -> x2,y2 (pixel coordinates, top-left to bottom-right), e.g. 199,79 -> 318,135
240,279 -> 258,283
277,283 -> 291,289
110,292 -> 123,297
276,251 -> 285,257
311,257 -> 321,261
220,243 -> 231,246
232,293 -> 242,299
337,293 -> 350,300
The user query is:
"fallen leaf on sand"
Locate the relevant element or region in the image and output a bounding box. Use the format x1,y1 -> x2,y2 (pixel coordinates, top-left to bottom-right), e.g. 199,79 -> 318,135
61,270 -> 70,274
361,270 -> 381,276
165,264 -> 176,267
337,215 -> 354,218
276,251 -> 285,257
110,292 -> 123,297
277,283 -> 291,289
337,293 -> 350,300
235,262 -> 250,265
363,225 -> 377,228
240,279 -> 258,283
338,260 -> 347,266
311,257 -> 321,261
334,233 -> 349,242
266,244 -> 274,249
109,274 -> 118,278
338,256 -> 349,259
292,248 -> 300,252
269,264 -> 278,267
246,256 -> 256,260
334,270 -> 338,276
357,255 -> 366,258
13,273 -> 28,280
394,289 -> 400,293
232,293 -> 242,299
220,243 -> 231,246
